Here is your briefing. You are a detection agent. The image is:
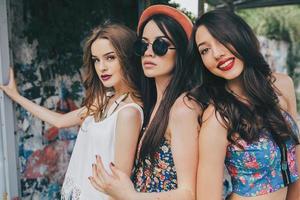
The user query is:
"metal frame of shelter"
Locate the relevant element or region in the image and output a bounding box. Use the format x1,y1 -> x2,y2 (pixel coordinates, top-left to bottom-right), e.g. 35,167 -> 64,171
0,0 -> 19,199
205,0 -> 300,11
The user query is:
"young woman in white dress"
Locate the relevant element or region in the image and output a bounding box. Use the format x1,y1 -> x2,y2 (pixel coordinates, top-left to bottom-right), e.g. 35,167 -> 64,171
0,22 -> 144,200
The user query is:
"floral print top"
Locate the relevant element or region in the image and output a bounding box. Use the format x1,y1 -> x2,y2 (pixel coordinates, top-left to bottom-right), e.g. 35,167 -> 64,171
131,137 -> 232,199
131,138 -> 177,192
225,112 -> 299,197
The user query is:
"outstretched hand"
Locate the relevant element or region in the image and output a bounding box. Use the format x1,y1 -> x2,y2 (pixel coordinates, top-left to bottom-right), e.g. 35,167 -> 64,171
0,67 -> 20,99
89,155 -> 137,200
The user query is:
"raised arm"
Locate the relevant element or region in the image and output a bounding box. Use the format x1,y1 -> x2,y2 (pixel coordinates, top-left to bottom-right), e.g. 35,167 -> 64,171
196,105 -> 228,200
0,68 -> 84,128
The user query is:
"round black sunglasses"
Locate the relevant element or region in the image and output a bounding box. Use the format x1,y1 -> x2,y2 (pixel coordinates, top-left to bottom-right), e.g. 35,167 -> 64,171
134,37 -> 176,56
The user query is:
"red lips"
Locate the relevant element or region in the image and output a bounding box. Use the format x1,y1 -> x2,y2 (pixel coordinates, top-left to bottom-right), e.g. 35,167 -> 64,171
101,74 -> 112,81
217,57 -> 235,71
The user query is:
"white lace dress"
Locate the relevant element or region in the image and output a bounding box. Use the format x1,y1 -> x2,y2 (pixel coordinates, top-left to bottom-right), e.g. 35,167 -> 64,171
61,102 -> 143,199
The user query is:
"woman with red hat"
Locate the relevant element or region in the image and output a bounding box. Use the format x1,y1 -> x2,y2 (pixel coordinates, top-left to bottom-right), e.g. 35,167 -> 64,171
89,4 -> 201,200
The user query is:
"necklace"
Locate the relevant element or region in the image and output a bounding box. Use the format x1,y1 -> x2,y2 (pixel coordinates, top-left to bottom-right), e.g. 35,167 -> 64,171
101,92 -> 129,120
80,93 -> 129,132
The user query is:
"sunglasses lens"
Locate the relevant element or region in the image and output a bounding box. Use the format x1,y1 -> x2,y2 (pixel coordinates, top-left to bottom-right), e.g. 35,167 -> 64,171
153,39 -> 169,56
134,40 -> 148,56
134,38 -> 173,56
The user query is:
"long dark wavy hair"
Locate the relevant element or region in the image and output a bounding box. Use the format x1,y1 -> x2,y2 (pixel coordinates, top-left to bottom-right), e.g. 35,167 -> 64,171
187,9 -> 299,146
82,22 -> 142,121
138,14 -> 194,160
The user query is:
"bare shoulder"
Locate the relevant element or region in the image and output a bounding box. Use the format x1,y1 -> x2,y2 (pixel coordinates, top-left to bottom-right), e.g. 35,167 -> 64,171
117,103 -> 142,121
199,104 -> 228,145
170,93 -> 201,120
273,72 -> 294,91
273,72 -> 298,117
202,104 -> 215,121
201,105 -> 227,134
272,72 -> 296,103
201,104 -> 227,130
114,103 -> 142,157
167,93 -> 200,138
124,93 -> 143,108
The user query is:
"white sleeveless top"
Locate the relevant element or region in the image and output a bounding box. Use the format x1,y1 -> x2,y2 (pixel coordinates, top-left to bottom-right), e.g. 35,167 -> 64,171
61,102 -> 143,200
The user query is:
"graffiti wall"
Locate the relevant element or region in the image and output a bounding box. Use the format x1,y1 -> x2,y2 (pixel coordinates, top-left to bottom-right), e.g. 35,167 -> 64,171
12,9 -> 83,199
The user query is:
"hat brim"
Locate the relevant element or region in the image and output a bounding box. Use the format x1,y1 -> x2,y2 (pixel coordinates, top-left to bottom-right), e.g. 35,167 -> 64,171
137,5 -> 193,38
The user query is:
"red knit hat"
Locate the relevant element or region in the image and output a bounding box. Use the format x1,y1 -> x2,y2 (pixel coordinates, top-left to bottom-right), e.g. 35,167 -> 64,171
137,4 -> 193,38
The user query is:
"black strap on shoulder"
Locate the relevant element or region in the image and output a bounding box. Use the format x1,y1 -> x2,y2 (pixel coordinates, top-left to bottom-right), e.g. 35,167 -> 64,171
279,143 -> 291,186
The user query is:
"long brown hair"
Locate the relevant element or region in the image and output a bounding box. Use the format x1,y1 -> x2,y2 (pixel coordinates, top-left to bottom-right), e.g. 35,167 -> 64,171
82,22 -> 142,120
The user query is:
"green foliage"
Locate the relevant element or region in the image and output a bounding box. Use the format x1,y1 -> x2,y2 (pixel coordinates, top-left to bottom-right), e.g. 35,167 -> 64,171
237,5 -> 300,109
237,6 -> 300,44
168,2 -> 196,22
237,6 -> 300,75
146,1 -> 196,22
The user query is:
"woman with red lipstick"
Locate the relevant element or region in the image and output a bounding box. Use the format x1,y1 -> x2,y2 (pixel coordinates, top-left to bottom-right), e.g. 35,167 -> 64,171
88,5 -> 202,200
187,9 -> 300,200
0,22 -> 144,199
